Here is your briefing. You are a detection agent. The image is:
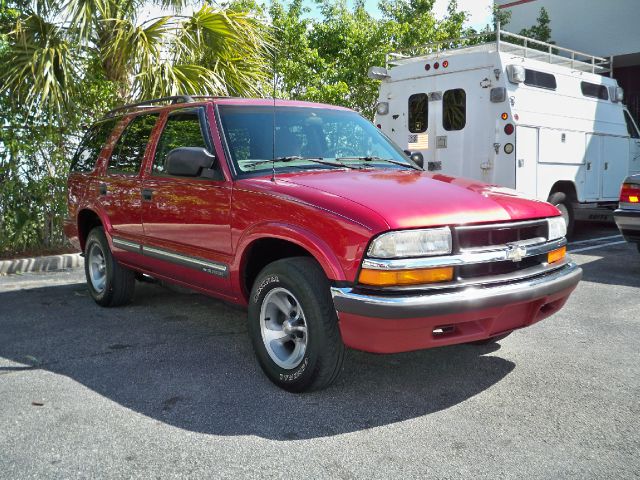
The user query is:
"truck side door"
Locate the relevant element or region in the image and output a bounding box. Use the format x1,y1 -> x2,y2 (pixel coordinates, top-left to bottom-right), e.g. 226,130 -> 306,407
141,107 -> 233,296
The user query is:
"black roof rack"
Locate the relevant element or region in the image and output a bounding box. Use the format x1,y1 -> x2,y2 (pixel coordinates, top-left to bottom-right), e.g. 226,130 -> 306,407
104,95 -> 196,118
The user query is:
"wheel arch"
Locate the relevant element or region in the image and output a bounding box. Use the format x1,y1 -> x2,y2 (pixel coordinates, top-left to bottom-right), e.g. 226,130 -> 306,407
77,208 -> 108,251
548,181 -> 578,203
234,224 -> 347,302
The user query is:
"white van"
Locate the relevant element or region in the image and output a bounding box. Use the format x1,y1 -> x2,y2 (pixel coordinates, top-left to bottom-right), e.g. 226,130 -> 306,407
370,27 -> 640,233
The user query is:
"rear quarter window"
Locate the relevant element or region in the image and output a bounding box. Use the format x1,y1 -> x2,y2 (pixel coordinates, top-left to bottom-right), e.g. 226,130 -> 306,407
107,114 -> 159,175
70,119 -> 117,173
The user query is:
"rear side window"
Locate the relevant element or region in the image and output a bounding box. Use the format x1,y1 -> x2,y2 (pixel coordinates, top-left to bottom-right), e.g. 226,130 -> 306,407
524,69 -> 557,90
443,89 -> 466,131
153,110 -> 209,175
581,82 -> 608,100
408,94 -> 428,133
70,119 -> 117,173
107,114 -> 158,175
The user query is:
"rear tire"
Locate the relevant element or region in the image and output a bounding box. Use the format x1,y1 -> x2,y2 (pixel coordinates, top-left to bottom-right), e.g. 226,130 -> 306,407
548,191 -> 575,237
84,227 -> 135,307
248,257 -> 345,392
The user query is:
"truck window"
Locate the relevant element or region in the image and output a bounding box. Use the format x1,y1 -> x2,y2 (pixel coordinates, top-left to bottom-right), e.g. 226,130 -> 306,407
624,111 -> 640,139
524,69 -> 557,90
580,81 -> 608,100
408,94 -> 428,133
107,114 -> 158,175
443,89 -> 466,131
153,111 -> 209,174
70,119 -> 117,173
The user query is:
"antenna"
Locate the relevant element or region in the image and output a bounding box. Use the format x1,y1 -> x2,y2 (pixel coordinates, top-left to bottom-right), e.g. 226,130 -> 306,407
271,48 -> 277,182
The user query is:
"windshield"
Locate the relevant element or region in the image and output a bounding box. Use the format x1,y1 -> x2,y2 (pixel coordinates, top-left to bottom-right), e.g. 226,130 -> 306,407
217,105 -> 415,175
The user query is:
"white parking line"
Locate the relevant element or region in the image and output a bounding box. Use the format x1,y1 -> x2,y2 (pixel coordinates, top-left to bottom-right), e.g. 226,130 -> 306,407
568,234 -> 622,246
569,240 -> 627,254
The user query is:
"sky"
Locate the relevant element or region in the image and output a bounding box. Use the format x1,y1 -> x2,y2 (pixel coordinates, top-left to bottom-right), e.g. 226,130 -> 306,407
139,0 -> 494,31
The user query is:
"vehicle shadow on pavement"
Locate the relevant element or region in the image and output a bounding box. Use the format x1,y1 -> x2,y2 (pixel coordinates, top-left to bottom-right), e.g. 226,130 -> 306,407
0,281 -> 515,441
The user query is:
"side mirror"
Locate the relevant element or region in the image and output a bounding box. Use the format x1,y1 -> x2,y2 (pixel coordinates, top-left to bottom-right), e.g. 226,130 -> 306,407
166,147 -> 215,177
404,150 -> 424,169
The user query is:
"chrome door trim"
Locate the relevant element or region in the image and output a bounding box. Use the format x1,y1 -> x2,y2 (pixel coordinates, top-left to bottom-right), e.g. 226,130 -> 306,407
111,236 -> 228,277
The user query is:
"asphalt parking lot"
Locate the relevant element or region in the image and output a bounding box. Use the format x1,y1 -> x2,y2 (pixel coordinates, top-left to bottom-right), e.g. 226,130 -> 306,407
1,222 -> 639,479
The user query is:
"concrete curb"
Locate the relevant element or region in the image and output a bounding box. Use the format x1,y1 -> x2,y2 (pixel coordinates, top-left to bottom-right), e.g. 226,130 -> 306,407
0,253 -> 84,275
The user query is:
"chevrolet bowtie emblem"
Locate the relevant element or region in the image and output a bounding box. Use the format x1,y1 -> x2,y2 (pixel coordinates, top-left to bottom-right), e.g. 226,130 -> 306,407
505,244 -> 527,262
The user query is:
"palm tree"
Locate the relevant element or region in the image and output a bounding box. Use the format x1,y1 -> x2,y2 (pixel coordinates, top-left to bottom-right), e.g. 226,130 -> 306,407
1,0 -> 272,115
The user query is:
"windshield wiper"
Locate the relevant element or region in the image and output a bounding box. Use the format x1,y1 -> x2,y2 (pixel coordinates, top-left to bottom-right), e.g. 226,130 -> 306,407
335,156 -> 421,171
244,156 -> 357,170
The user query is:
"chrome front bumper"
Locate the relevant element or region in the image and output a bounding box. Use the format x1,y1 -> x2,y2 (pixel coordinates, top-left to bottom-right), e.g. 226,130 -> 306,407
331,262 -> 582,320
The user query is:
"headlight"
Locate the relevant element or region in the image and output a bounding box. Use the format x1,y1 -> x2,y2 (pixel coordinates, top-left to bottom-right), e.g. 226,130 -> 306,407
547,216 -> 567,240
367,227 -> 452,258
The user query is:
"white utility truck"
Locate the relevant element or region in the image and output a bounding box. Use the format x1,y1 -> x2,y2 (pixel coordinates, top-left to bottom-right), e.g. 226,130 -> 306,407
369,27 -> 640,233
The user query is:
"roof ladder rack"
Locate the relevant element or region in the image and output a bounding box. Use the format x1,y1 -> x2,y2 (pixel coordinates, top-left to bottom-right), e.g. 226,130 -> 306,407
105,95 -> 196,118
385,23 -> 611,75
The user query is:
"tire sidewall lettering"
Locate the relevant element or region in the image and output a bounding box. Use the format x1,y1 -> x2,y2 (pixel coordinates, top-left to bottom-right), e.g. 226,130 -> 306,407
252,274 -> 280,304
279,357 -> 309,382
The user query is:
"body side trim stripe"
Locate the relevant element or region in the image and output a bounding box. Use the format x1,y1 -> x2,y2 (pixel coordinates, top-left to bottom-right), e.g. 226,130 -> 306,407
111,236 -> 228,277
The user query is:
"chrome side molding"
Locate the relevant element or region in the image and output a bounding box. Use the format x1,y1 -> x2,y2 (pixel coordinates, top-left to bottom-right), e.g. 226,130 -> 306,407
111,236 -> 228,277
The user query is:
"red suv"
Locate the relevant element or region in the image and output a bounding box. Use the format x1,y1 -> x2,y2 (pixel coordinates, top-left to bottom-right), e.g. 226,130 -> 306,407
65,96 -> 582,391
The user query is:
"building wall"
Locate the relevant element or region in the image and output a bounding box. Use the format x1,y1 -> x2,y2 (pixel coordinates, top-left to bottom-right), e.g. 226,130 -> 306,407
496,0 -> 640,122
614,65 -> 640,126
496,0 -> 640,58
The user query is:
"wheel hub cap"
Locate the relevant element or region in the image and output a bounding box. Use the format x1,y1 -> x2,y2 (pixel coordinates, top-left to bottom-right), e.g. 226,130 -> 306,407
88,243 -> 107,294
259,287 -> 308,370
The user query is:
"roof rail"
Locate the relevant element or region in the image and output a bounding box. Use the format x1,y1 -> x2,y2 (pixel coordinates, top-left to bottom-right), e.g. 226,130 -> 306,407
385,23 -> 612,76
104,95 -> 196,118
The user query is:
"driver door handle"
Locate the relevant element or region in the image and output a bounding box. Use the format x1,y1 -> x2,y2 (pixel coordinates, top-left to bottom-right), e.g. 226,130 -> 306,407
141,189 -> 154,201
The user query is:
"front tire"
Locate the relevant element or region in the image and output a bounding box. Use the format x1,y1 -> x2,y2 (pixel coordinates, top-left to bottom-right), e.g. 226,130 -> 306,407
248,257 -> 345,392
84,227 -> 135,307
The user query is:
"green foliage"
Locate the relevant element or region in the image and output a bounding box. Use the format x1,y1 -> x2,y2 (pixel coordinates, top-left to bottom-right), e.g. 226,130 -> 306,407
0,0 -> 271,257
519,6 -> 552,43
269,0 -> 471,118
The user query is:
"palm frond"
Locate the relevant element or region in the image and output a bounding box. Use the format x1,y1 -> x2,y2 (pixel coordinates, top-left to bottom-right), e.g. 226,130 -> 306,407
1,14 -> 80,115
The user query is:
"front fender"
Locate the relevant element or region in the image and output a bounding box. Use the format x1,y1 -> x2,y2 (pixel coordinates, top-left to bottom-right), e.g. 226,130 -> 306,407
231,222 -> 348,300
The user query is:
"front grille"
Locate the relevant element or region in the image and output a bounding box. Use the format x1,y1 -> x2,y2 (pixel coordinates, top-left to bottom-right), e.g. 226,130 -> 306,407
452,219 -> 551,282
454,219 -> 548,251
457,254 -> 545,280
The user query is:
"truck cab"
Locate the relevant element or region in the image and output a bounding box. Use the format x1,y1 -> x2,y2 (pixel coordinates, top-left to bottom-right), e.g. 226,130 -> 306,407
371,28 -> 640,233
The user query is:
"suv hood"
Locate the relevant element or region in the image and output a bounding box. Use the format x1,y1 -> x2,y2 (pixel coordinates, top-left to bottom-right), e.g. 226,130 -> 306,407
265,169 -> 559,229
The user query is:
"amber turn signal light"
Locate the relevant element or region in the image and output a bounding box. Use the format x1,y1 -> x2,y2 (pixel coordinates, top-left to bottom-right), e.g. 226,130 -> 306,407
359,267 -> 454,286
547,246 -> 566,264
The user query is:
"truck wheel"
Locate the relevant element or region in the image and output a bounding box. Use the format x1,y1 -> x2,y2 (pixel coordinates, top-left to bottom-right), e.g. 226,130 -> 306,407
84,227 -> 135,307
469,332 -> 512,345
248,257 -> 345,392
547,192 -> 575,237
